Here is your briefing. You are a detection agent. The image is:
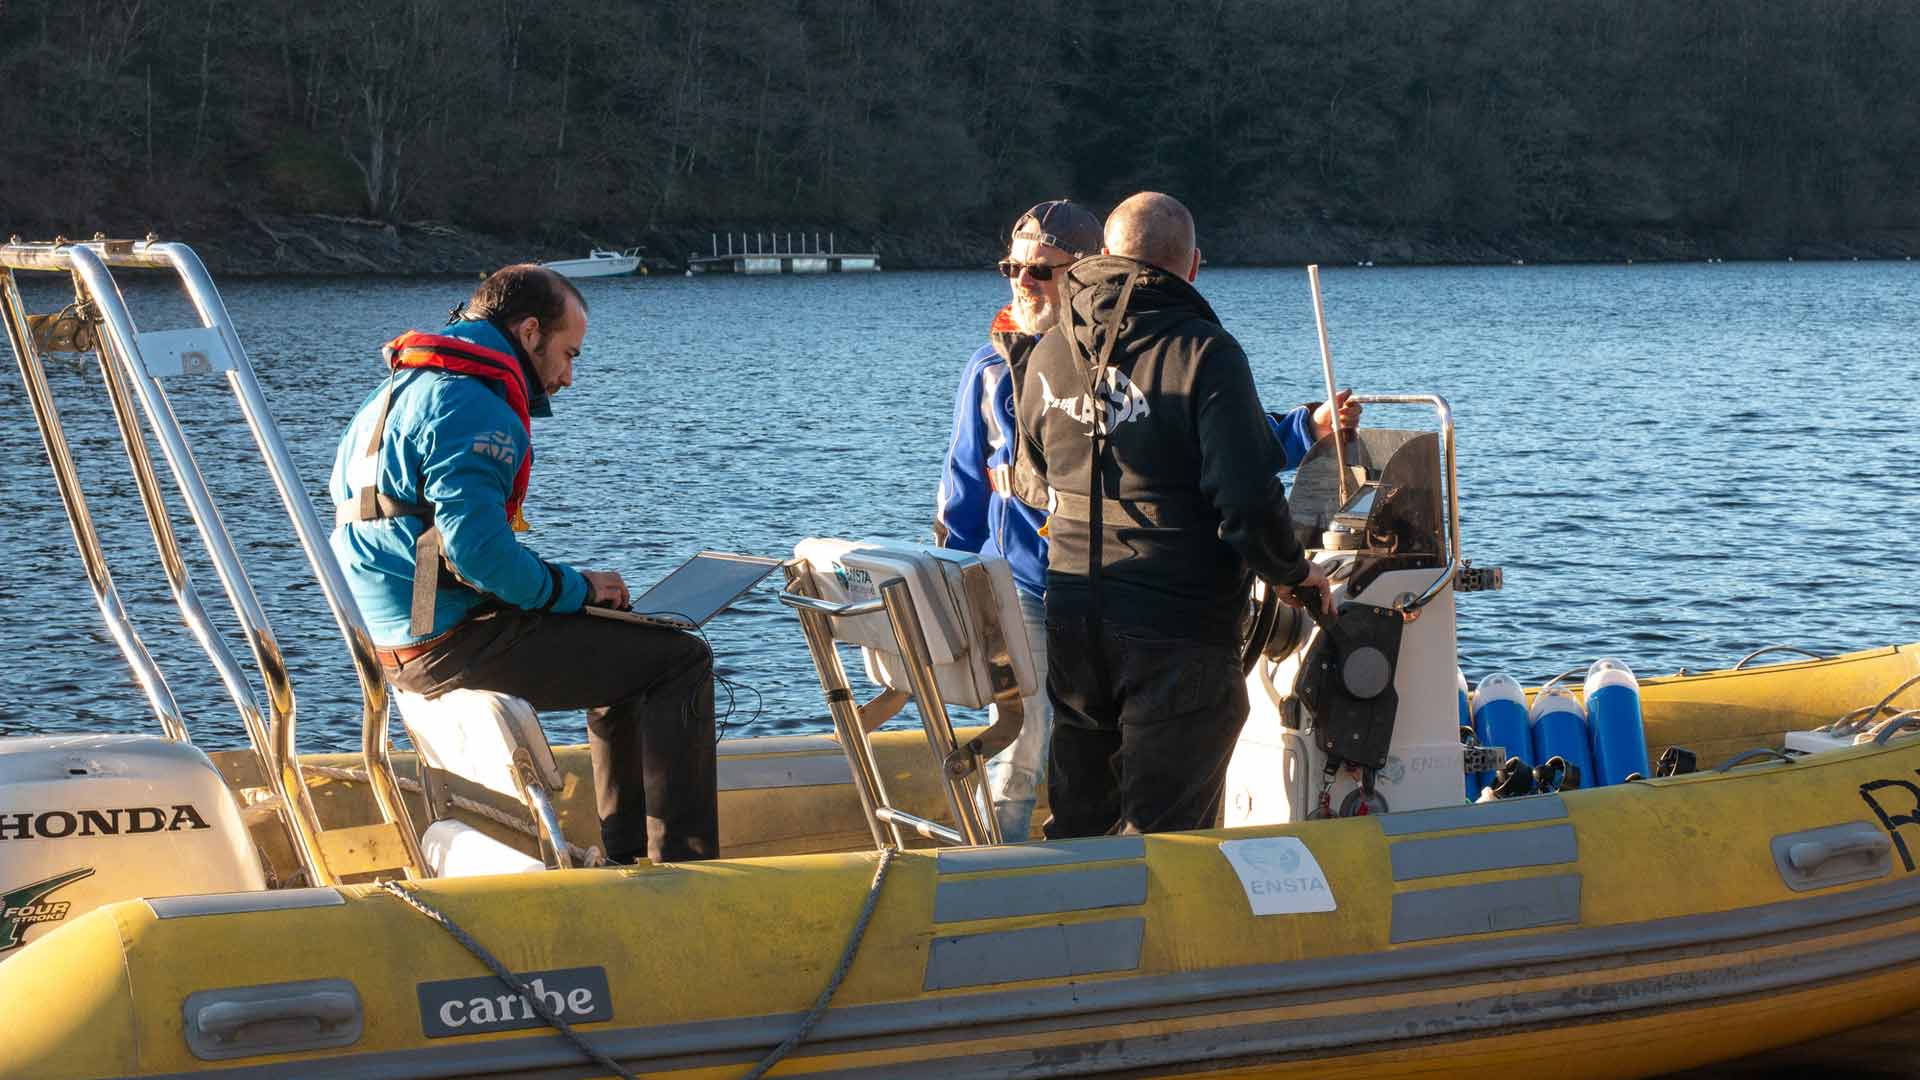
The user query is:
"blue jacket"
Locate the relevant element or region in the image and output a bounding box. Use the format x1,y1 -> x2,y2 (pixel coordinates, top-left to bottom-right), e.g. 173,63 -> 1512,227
329,319 -> 588,645
937,310 -> 1320,599
937,325 -> 1051,597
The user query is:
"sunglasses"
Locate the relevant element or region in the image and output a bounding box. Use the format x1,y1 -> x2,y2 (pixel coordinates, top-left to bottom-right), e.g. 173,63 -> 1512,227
997,259 -> 1070,281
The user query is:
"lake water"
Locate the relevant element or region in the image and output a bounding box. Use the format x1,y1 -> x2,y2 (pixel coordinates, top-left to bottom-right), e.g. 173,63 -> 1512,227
1,262 -> 1914,753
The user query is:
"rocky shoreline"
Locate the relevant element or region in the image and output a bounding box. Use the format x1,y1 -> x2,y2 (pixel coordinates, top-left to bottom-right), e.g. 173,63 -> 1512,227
155,213 -> 1920,277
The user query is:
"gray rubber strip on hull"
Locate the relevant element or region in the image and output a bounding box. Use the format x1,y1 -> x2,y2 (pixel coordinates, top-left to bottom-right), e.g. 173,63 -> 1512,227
924,917 -> 1146,990
933,863 -> 1148,923
1390,873 -> 1583,942
1389,823 -> 1579,881
123,868 -> 1920,1080
1376,794 -> 1567,836
148,888 -> 344,919
936,834 -> 1145,873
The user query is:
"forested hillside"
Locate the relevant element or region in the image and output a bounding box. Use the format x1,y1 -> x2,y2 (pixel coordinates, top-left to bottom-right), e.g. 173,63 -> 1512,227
2,0 -> 1914,268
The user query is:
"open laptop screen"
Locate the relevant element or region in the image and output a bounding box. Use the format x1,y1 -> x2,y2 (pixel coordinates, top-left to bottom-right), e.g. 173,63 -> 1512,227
586,551 -> 782,629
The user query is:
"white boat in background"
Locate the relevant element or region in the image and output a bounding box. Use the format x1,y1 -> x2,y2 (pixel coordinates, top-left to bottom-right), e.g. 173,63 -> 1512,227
541,247 -> 639,278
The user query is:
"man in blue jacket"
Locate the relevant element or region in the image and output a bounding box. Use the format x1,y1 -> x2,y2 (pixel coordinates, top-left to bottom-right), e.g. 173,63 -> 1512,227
939,202 -> 1358,840
937,199 -> 1106,840
330,264 -> 716,865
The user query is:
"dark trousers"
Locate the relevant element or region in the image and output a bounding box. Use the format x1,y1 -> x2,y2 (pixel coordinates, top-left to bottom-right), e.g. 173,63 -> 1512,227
383,607 -> 718,864
1042,615 -> 1249,839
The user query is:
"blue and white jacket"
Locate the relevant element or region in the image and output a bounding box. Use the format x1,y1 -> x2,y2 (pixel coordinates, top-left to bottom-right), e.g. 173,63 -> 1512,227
937,306 -> 1321,600
329,319 -> 589,645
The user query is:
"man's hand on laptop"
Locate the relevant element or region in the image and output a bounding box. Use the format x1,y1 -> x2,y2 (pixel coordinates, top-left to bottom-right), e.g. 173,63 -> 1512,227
582,570 -> 630,610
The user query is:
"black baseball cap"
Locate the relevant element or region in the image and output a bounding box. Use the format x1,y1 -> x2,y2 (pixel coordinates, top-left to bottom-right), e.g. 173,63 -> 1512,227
1011,200 -> 1103,259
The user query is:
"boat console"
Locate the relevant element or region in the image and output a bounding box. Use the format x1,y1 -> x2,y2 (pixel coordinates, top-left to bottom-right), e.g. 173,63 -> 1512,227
1227,397 -> 1504,824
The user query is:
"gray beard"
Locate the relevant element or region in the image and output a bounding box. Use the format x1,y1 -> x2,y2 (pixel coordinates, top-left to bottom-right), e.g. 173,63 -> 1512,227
1012,296 -> 1060,336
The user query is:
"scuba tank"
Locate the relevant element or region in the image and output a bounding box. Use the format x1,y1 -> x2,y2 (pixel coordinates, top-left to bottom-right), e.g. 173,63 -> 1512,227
1528,686 -> 1593,790
1472,674 -> 1531,790
1458,667 -> 1482,799
1585,658 -> 1650,785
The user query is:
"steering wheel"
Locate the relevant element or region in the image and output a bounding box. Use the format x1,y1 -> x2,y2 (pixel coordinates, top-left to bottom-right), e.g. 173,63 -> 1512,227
1240,578 -> 1283,675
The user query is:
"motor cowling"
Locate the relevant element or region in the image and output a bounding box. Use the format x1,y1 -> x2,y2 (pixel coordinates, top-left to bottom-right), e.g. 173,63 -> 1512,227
0,734 -> 263,961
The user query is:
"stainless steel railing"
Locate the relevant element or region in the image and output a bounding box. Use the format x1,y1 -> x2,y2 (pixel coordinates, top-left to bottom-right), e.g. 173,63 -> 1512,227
0,238 -> 426,883
0,262 -> 188,741
781,563 -> 1003,850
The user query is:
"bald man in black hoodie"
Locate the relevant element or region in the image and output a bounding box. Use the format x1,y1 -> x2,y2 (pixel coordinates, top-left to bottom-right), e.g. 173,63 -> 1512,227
1015,191 -> 1332,838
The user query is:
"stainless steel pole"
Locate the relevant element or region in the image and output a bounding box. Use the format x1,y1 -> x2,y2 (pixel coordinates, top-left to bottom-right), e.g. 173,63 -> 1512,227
0,266 -> 189,740
879,578 -> 996,846
1306,264 -> 1352,506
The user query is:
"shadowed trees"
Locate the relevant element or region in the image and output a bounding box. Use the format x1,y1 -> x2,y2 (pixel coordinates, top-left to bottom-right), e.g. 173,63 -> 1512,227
0,0 -> 1914,252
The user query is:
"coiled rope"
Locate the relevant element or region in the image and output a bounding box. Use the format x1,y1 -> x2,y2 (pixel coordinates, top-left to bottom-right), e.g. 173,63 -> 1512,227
1819,671 -> 1920,741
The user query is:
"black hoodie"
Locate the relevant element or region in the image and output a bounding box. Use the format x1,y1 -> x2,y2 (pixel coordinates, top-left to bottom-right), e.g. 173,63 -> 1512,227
1015,254 -> 1310,642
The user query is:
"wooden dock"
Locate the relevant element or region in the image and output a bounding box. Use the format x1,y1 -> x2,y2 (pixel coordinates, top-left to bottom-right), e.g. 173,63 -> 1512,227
687,232 -> 879,275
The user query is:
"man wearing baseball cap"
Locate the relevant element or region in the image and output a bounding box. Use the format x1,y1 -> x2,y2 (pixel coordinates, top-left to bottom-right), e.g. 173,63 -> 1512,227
935,199 -> 1104,840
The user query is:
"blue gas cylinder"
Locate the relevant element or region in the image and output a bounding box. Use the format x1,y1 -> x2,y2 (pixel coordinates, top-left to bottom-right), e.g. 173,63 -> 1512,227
1585,658 -> 1650,785
1529,686 -> 1594,789
1458,667 -> 1478,800
1473,674 -> 1531,786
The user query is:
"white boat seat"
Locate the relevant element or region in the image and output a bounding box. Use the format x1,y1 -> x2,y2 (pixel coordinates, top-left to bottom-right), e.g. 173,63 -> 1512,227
394,689 -> 564,797
793,538 -> 1038,707
787,539 -> 1036,847
390,688 -> 573,869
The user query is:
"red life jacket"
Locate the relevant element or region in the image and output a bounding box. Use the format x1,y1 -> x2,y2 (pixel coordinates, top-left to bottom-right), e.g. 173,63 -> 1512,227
383,330 -> 534,522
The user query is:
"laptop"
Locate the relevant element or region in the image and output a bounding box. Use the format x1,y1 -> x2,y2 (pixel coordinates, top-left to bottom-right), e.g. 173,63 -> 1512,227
583,551 -> 784,630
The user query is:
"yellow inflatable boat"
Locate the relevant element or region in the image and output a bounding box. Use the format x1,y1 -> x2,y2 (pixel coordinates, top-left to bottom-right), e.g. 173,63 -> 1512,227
4,240 -> 1919,1079
11,646 -> 1920,1079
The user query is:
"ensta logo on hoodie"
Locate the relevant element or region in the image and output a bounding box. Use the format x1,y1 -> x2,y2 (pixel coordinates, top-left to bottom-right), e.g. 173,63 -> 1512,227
1035,370 -> 1151,435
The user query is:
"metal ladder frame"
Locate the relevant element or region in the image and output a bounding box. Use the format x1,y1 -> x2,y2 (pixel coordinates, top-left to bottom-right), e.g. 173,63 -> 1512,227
0,237 -> 428,884
780,558 -> 1025,849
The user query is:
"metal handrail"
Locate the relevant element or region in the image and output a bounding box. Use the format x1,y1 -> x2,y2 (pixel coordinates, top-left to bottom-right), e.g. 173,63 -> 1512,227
1347,393 -> 1460,616
0,267 -> 189,741
782,566 -> 904,849
878,577 -> 997,845
88,289 -> 283,796
778,592 -> 885,618
1,238 -> 425,882
1733,644 -> 1828,670
155,243 -> 425,881
781,564 -> 1001,849
65,244 -> 343,883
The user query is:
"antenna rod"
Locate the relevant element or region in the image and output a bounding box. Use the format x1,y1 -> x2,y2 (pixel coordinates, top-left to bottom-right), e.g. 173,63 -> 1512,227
1306,264 -> 1351,505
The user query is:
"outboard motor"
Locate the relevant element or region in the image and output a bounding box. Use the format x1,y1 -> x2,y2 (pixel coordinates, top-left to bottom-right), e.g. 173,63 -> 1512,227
0,734 -> 264,962
1226,413 -> 1502,825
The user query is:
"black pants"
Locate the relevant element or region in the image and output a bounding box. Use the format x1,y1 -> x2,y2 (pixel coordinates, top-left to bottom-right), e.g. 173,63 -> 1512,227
384,607 -> 718,864
1042,615 -> 1249,839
